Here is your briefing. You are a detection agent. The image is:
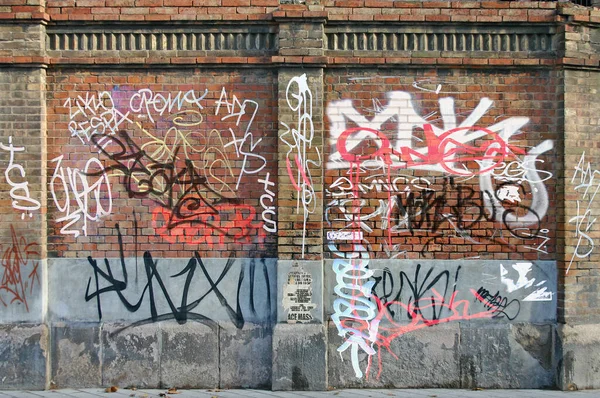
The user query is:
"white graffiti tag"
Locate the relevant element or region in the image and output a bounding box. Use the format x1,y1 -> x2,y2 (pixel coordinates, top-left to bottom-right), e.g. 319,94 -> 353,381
281,74 -> 322,257
500,262 -> 552,301
567,152 -> 600,273
330,242 -> 379,378
327,92 -> 552,229
0,137 -> 41,219
50,155 -> 113,238
64,91 -> 133,144
216,88 -> 267,191
258,172 -> 277,233
130,88 -> 208,123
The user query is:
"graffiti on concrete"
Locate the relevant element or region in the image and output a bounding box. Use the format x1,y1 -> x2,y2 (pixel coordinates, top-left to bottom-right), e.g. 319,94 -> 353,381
329,233 -> 379,378
85,223 -> 273,330
500,262 -> 552,301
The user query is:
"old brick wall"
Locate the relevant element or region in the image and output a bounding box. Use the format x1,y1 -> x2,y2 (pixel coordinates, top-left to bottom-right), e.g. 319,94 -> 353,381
2,0 -> 600,392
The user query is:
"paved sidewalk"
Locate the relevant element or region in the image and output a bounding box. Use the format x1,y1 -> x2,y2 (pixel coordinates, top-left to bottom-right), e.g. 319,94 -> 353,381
0,389 -> 600,398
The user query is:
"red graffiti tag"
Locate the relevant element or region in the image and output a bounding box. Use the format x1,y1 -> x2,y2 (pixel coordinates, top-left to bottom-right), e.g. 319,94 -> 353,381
363,289 -> 503,380
0,225 -> 41,312
336,124 -> 525,176
152,204 -> 266,248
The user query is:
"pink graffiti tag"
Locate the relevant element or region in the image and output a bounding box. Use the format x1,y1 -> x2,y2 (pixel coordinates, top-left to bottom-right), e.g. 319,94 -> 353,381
363,289 -> 508,380
336,124 -> 525,176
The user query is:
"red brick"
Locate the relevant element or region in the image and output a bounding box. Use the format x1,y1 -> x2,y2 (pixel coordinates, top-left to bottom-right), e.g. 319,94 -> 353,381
250,0 -> 276,5
163,0 -> 192,6
489,58 -> 514,65
222,0 -> 249,5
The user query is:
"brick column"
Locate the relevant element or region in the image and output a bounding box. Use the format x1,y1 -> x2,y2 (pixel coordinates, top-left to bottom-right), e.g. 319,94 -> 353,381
555,10 -> 600,390
0,3 -> 49,389
272,6 -> 328,391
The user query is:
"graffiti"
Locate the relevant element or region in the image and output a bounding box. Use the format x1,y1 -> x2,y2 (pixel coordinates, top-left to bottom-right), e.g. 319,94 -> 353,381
480,139 -> 552,232
326,231 -> 363,241
282,263 -> 315,323
330,241 -> 379,379
327,93 -> 534,171
85,224 -> 272,329
567,152 -> 600,273
258,172 -> 277,233
500,262 -> 553,302
0,137 -> 41,219
50,155 -> 112,237
491,158 -> 553,185
328,141 -> 380,378
215,87 -> 258,135
86,128 -> 265,247
327,174 -> 433,197
62,86 -> 273,247
64,91 -> 133,144
130,88 -> 208,123
471,286 -> 520,320
326,92 -> 553,258
0,225 -> 41,312
326,90 -> 555,379
90,129 -> 211,209
216,87 -> 266,191
364,288 -> 514,380
358,264 -> 524,379
152,204 -> 266,248
371,264 -> 460,321
281,74 -> 321,257
326,176 -> 545,248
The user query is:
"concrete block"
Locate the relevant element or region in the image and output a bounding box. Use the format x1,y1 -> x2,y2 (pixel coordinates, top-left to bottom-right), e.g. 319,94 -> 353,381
328,321 -> 460,388
48,257 -> 276,324
277,260 -> 323,324
160,321 -> 219,389
219,323 -> 272,389
102,323 -> 160,388
459,322 -> 554,389
50,322 -> 101,388
0,253 -> 44,323
0,324 -> 47,390
325,259 -> 557,325
556,323 -> 600,390
272,323 -> 326,391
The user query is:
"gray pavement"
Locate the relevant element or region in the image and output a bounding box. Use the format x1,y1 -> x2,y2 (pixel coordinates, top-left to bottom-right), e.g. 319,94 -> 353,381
0,389 -> 600,398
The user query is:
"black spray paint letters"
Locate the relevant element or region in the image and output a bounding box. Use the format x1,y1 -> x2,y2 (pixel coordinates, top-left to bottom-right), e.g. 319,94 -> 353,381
472,286 -> 521,320
87,130 -> 239,231
84,224 -> 271,330
390,178 -> 541,238
371,264 -> 461,321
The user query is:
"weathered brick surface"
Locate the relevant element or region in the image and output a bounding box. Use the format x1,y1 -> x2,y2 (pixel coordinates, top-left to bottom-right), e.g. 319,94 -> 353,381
561,69 -> 600,323
277,69 -> 324,260
0,68 -> 46,319
46,69 -> 278,259
323,69 -> 561,261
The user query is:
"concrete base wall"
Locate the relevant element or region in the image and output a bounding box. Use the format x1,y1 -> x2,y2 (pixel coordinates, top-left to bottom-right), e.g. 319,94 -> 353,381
555,324 -> 600,391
